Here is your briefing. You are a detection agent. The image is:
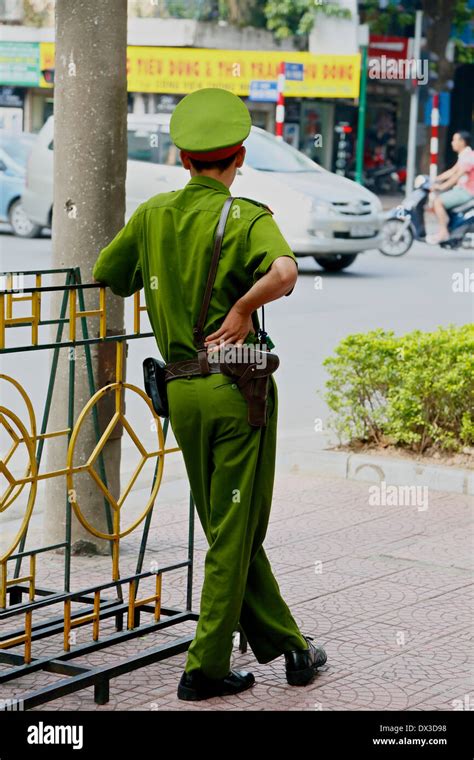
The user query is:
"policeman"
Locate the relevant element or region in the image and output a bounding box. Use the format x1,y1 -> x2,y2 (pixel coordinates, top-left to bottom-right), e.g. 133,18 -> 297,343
93,87 -> 327,701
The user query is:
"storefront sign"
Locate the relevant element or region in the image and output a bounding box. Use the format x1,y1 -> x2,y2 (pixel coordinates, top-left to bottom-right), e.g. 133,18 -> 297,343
249,80 -> 278,102
0,42 -> 40,87
39,42 -> 54,87
125,48 -> 360,98
367,35 -> 412,82
39,43 -> 360,99
0,86 -> 24,107
285,62 -> 304,81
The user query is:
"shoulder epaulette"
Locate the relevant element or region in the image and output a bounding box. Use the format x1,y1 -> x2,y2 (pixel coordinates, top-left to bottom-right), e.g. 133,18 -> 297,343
233,196 -> 274,215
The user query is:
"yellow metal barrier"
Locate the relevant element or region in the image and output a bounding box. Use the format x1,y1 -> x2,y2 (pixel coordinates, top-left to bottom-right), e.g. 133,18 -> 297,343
0,272 -> 181,668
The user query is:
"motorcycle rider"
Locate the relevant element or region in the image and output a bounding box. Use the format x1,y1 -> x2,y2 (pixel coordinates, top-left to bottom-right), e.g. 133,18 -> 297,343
427,130 -> 474,244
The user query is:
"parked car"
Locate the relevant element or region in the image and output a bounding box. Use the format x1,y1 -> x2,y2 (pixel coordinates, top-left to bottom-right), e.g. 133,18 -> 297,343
22,114 -> 383,271
0,131 -> 41,238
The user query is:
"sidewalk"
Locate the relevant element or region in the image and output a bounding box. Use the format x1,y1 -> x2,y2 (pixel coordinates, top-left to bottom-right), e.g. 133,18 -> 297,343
4,467 -> 471,712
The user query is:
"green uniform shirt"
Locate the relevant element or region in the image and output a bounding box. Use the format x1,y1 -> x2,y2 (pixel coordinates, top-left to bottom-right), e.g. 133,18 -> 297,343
92,175 -> 297,363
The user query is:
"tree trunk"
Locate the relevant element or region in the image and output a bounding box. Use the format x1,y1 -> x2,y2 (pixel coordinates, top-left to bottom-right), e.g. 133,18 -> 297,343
44,0 -> 128,555
227,0 -> 253,25
420,0 -> 456,172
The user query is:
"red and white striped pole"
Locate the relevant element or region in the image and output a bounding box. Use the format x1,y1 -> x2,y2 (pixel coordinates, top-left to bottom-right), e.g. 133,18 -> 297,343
430,92 -> 440,183
275,61 -> 285,141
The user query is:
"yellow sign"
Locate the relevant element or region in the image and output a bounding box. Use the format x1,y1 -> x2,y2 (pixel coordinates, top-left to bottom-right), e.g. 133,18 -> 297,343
40,43 -> 360,99
39,42 -> 54,84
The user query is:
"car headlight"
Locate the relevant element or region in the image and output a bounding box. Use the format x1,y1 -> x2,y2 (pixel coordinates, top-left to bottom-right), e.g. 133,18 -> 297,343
310,200 -> 331,217
371,196 -> 383,213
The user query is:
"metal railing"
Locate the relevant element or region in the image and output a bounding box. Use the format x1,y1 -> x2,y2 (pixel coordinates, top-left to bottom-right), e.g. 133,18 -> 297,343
0,267 -> 199,708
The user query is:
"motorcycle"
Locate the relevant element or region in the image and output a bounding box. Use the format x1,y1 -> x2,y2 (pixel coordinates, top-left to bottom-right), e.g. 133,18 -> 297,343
379,174 -> 474,256
389,166 -> 406,194
347,161 -> 401,195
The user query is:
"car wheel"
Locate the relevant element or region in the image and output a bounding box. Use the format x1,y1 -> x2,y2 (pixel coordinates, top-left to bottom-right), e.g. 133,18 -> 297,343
313,254 -> 358,271
379,219 -> 413,256
8,199 -> 42,238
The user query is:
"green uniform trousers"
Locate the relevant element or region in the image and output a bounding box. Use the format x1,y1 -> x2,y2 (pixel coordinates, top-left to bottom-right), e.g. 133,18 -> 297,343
167,371 -> 308,679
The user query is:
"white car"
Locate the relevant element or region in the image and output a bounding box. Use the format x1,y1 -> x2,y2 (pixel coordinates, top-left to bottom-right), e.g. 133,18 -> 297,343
0,131 -> 41,238
22,114 -> 383,271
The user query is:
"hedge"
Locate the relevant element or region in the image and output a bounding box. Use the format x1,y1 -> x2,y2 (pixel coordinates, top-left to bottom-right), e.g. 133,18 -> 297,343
323,325 -> 474,453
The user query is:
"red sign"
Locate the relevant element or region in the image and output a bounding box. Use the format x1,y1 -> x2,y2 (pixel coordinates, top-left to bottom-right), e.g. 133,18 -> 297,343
369,35 -> 409,61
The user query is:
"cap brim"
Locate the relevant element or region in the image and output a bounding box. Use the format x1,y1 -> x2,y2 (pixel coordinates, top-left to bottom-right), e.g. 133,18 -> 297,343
181,143 -> 244,162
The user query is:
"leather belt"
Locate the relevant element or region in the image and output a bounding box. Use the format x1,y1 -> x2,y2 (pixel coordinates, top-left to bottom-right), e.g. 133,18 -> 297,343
164,358 -> 223,382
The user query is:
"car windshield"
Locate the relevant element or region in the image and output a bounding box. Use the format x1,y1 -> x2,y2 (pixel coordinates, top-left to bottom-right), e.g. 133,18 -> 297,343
127,126 -> 181,166
127,127 -> 161,163
0,134 -> 35,167
243,130 -> 319,173
126,124 -> 320,173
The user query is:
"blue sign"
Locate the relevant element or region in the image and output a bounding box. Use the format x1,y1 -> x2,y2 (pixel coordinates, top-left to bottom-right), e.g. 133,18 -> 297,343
284,62 -> 304,81
424,92 -> 451,127
249,80 -> 278,102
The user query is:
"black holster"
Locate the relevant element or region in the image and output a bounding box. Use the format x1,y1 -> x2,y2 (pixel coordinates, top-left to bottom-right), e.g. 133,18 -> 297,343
143,357 -> 169,418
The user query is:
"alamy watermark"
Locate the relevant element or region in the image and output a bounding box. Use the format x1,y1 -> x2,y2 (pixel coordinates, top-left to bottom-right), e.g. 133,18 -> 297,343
369,481 -> 429,512
0,272 -> 25,292
452,268 -> 473,293
0,697 -> 24,711
369,56 -> 428,85
27,722 -> 83,750
451,694 -> 474,710
207,343 -> 268,369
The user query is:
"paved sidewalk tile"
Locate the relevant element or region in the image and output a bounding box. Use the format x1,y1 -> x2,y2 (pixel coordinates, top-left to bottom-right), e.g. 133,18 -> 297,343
0,473 -> 472,711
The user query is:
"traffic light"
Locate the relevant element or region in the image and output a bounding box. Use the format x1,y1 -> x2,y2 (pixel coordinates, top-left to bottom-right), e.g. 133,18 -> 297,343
41,69 -> 55,84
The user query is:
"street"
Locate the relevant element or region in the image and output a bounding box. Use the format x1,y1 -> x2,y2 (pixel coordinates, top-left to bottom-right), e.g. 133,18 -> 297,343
1,223 -> 472,455
1,0 -> 474,732
0,225 -> 472,718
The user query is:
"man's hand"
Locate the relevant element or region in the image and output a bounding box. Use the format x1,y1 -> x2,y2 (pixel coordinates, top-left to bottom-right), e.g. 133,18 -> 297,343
204,303 -> 254,348
204,255 -> 297,349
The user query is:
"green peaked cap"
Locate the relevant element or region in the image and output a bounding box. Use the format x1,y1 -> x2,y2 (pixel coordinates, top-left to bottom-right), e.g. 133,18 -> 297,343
170,87 -> 252,155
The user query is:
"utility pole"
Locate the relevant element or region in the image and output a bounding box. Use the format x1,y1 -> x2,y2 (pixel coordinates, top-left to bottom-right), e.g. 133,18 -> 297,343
429,92 -> 440,183
275,61 -> 285,141
406,9 -> 423,195
355,24 -> 369,185
44,0 -> 128,554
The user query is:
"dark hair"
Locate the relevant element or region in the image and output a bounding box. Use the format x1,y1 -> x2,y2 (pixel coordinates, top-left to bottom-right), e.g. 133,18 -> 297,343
188,152 -> 239,173
455,130 -> 472,146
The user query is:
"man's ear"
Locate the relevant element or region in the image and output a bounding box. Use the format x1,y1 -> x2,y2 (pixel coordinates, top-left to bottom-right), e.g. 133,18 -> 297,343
235,146 -> 246,169
180,150 -> 192,169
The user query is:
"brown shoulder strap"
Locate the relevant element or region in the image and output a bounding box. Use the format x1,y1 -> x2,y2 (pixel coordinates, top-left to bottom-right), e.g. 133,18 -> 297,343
193,196 -> 234,361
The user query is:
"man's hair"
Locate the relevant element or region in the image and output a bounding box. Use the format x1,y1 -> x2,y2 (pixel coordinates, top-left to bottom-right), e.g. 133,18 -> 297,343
188,152 -> 239,173
455,130 -> 472,147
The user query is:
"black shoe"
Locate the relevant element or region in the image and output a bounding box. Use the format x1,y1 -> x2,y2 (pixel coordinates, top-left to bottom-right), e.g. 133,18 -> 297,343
284,635 -> 327,686
177,668 -> 255,701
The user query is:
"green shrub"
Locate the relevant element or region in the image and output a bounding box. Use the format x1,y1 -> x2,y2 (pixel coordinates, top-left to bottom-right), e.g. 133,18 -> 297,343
323,325 -> 474,453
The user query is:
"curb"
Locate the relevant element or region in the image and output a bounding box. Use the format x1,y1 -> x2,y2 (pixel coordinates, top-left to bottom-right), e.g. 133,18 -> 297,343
277,447 -> 474,496
121,440 -> 474,497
